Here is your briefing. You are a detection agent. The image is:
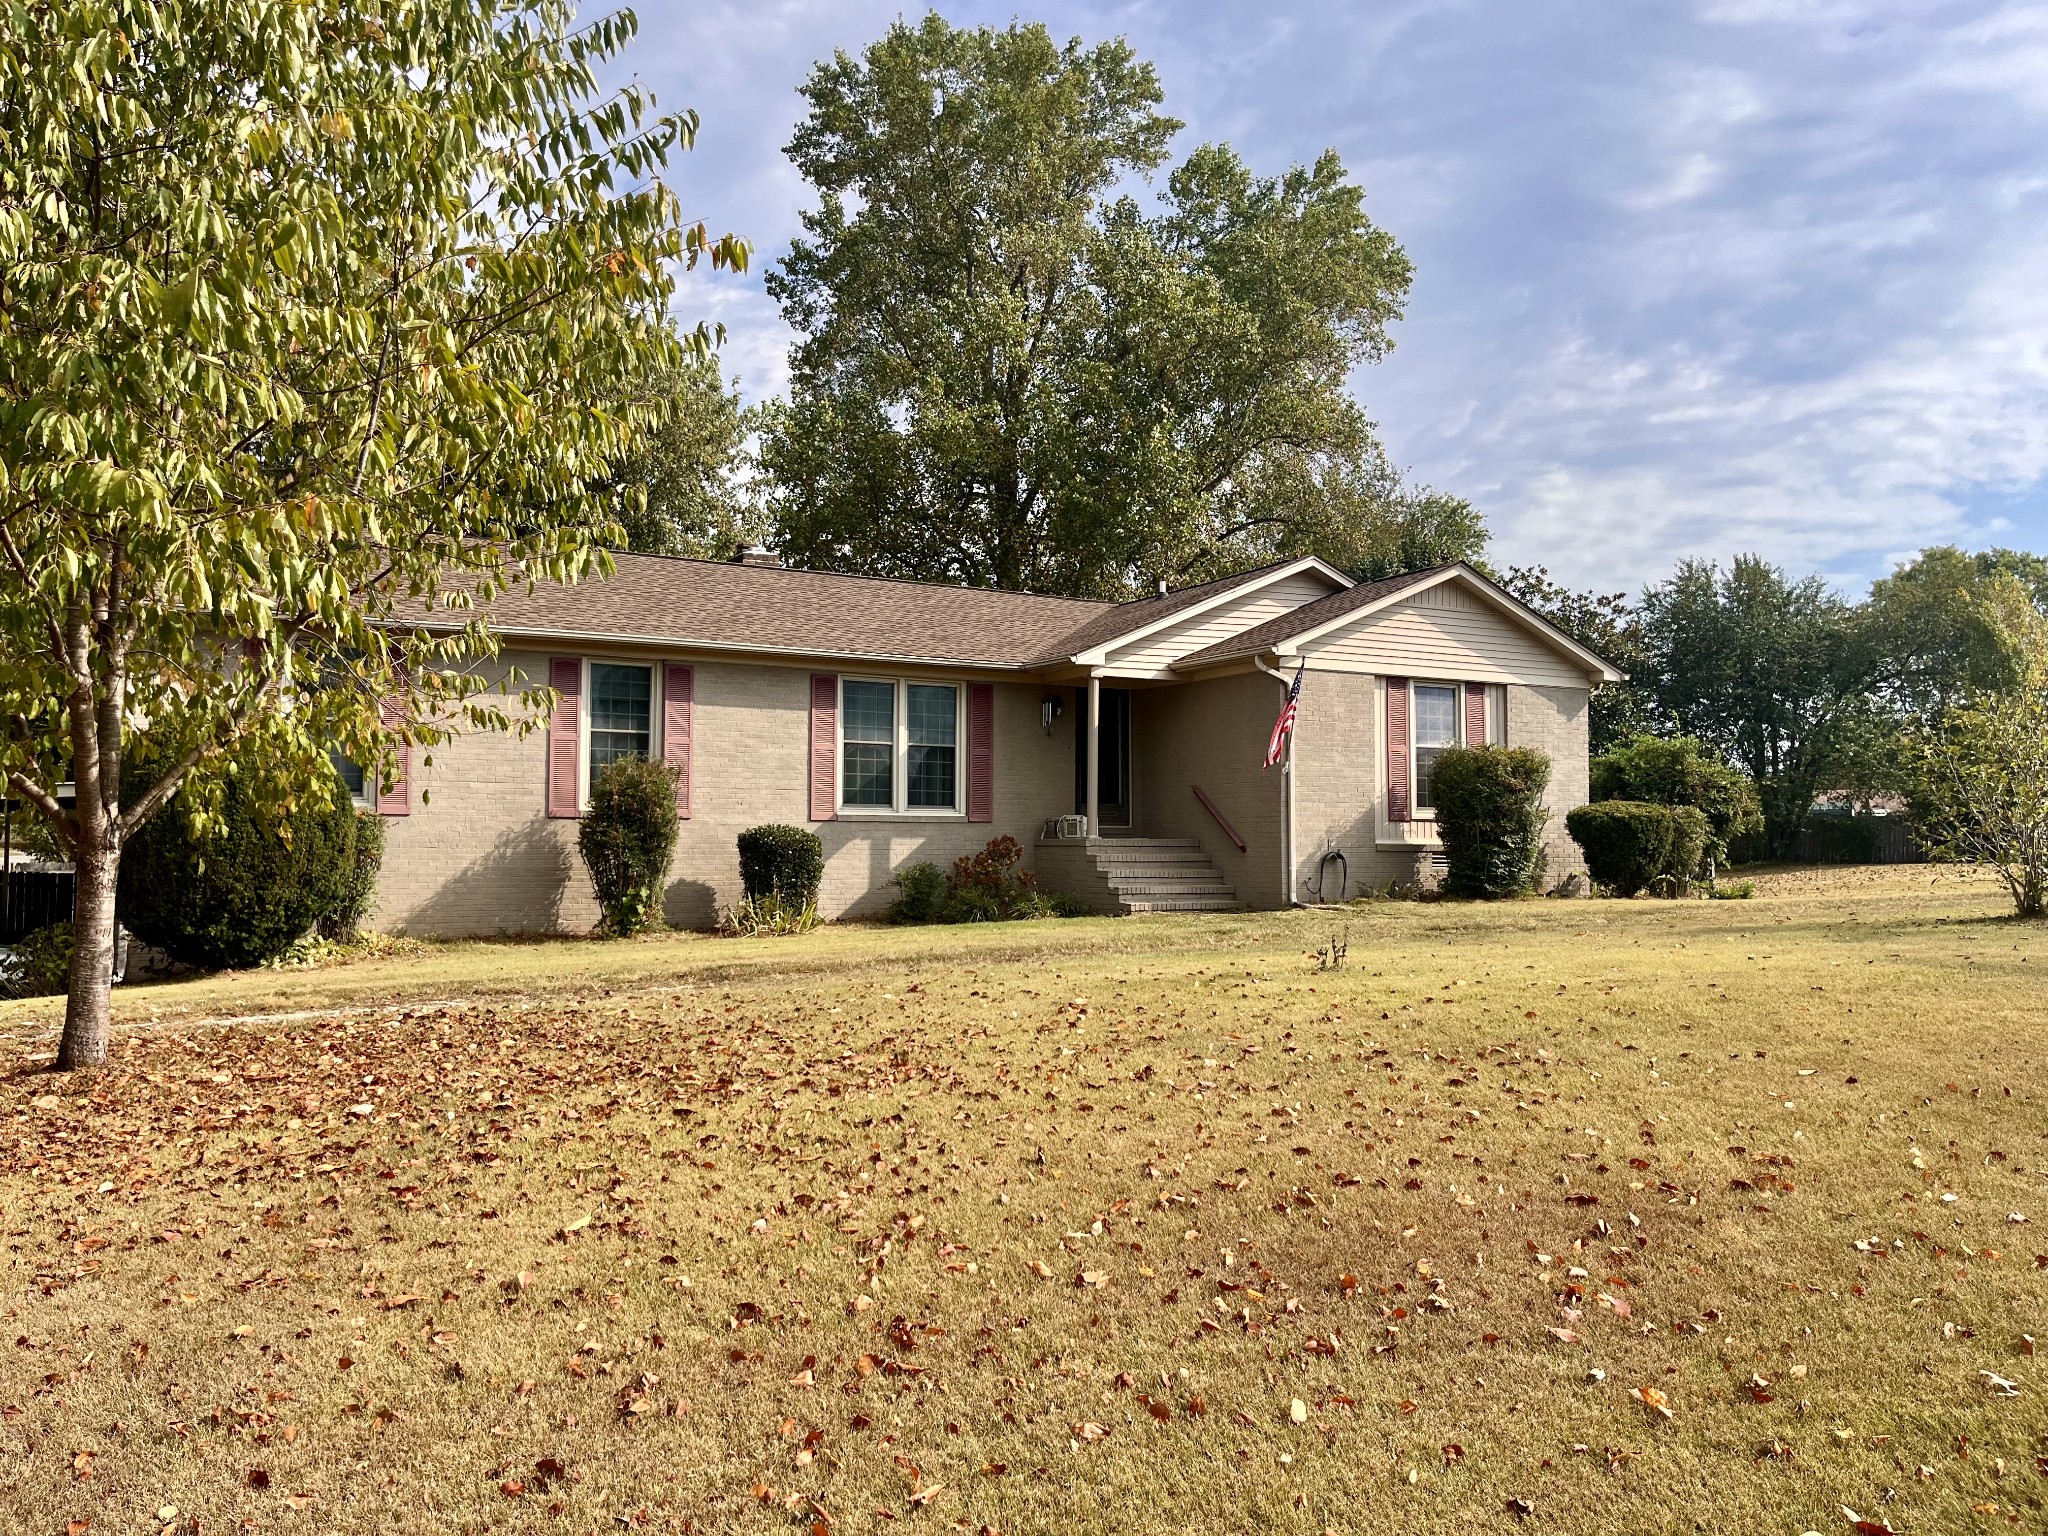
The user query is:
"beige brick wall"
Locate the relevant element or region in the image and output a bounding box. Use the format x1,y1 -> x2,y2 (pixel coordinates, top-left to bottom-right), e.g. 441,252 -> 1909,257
1288,672 -> 1593,900
1509,683 -> 1592,886
1132,671 -> 1286,909
371,652 -> 1076,935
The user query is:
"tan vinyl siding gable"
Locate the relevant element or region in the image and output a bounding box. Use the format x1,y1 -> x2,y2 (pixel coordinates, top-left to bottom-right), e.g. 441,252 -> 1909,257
1100,573 -> 1345,673
1297,584 -> 1591,688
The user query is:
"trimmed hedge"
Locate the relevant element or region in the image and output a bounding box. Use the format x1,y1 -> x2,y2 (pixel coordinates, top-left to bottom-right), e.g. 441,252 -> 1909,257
1430,745 -> 1551,899
318,810 -> 387,941
579,758 -> 682,935
737,824 -> 824,906
1589,734 -> 1761,874
119,749 -> 359,970
1566,800 -> 1708,896
1566,801 -> 1674,897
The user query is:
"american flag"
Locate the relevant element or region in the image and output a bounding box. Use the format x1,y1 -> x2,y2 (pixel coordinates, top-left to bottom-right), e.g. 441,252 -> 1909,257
1263,662 -> 1304,768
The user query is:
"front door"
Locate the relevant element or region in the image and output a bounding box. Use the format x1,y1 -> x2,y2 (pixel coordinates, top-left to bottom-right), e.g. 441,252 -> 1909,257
1074,687 -> 1133,831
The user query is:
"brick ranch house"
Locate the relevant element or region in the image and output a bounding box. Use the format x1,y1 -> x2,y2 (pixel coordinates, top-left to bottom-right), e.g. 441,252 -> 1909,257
360,551 -> 1621,932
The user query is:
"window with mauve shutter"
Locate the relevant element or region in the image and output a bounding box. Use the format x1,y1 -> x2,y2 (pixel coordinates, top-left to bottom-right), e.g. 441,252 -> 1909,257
967,683 -> 994,822
546,657 -> 582,818
376,696 -> 411,816
1464,683 -> 1487,751
1385,678 -> 1411,822
662,664 -> 693,816
809,674 -> 838,821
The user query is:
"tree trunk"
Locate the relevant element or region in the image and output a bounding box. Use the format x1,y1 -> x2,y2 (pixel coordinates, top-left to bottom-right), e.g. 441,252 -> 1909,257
54,828 -> 118,1070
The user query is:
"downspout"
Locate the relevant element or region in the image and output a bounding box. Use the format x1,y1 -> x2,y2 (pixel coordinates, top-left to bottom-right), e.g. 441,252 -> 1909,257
1252,655 -> 1298,907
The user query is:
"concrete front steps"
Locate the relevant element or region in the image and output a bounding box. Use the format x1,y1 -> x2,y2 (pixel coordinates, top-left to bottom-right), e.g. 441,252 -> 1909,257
1034,836 -> 1238,915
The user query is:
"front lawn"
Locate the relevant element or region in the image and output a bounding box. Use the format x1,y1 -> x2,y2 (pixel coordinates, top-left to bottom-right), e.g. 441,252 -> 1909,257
5,867 -> 2044,1535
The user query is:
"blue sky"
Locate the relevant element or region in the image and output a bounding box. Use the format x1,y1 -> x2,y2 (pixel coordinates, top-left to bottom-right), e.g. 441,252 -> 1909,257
623,1 -> 2048,594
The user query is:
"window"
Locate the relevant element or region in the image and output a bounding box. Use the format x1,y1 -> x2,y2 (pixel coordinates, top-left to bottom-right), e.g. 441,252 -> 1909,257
588,662 -> 652,789
841,680 -> 896,808
332,749 -> 368,806
906,684 -> 958,808
1411,683 -> 1461,813
840,679 -> 961,813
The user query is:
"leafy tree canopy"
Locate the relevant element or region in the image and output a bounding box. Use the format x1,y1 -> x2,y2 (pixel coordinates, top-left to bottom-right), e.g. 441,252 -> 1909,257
1864,544 -> 2048,724
1493,566 -> 1656,753
757,15 -> 1470,599
0,0 -> 743,1065
602,360 -> 765,559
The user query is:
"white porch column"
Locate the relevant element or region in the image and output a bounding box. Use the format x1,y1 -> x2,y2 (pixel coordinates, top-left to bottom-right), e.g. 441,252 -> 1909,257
1086,673 -> 1101,836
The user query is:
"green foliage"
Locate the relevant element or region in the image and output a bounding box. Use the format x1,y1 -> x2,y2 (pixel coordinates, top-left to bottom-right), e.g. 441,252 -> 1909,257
1429,745 -> 1551,899
737,825 -> 826,906
1590,734 -> 1761,872
0,0 -> 744,1064
1637,557 -> 1877,856
577,758 -> 681,936
1910,575 -> 2048,917
886,839 -> 1076,924
942,836 -> 1049,922
602,361 -> 765,558
717,893 -> 820,937
1666,806 -> 1708,890
1493,567 -> 1657,753
759,15 -> 1454,599
316,809 -> 386,942
1706,879 -> 1756,900
1865,545 -> 2048,725
1,923 -> 72,998
1566,801 -> 1678,898
886,861 -> 950,924
119,741 -> 358,970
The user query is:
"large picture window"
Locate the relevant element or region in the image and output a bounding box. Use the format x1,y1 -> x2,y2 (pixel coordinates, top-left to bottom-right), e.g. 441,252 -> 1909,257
839,679 -> 961,814
1411,683 -> 1461,813
589,662 -> 653,788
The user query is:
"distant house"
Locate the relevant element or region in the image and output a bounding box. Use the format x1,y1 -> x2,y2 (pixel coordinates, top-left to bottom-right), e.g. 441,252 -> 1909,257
361,551 -> 1622,932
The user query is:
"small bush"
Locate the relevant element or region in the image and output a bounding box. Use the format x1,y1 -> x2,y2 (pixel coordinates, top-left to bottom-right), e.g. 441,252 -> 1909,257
1590,735 -> 1760,875
317,809 -> 387,941
1706,879 -> 1756,900
737,824 -> 825,906
717,893 -> 820,937
944,835 -> 1049,922
578,758 -> 682,936
120,743 -> 359,970
1566,801 -> 1675,897
886,861 -> 949,923
1,923 -> 72,998
1430,745 -> 1551,899
1663,806 -> 1708,894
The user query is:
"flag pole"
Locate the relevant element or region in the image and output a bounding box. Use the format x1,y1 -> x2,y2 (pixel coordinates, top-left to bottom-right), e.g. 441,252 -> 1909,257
1252,656 -> 1299,906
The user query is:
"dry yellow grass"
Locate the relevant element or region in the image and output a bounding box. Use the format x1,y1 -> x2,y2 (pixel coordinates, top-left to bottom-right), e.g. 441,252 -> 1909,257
5,866 -> 2045,1536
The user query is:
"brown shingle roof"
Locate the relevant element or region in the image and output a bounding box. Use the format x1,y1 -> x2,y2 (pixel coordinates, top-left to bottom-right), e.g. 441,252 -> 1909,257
1022,560 -> 1318,665
444,551 -> 1118,668
1174,567 -> 1449,668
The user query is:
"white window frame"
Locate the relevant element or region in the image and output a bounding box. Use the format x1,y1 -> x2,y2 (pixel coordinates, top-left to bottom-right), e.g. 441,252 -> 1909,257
1407,679 -> 1466,821
331,748 -> 373,810
579,657 -> 663,807
836,676 -> 965,817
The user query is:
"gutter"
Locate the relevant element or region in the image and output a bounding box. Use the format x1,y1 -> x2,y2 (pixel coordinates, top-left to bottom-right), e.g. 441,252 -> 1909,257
1250,655 -> 1299,908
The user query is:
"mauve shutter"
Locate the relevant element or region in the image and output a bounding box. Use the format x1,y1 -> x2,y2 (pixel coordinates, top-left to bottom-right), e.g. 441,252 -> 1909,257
376,696 -> 411,816
809,674 -> 838,822
1464,683 -> 1487,748
547,656 -> 583,818
663,664 -> 694,817
967,682 -> 995,822
1385,678 -> 1411,823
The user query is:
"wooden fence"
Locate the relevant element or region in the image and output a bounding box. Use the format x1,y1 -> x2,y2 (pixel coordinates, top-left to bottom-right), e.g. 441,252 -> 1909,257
1,870 -> 74,944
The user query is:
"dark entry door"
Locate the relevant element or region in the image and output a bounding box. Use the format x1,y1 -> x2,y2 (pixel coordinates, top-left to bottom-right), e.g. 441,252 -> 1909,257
1074,687 -> 1133,830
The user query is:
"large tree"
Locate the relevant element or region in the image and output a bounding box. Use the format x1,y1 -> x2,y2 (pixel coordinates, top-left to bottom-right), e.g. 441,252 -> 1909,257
1637,556 -> 1877,855
602,359 -> 763,559
1494,566 -> 1657,754
758,16 -> 1465,599
0,0 -> 743,1067
1864,545 -> 2048,725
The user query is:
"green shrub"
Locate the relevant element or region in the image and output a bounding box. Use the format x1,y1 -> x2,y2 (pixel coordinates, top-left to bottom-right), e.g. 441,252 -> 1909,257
1430,745 -> 1551,899
886,860 -> 949,923
1666,806 -> 1708,893
1590,735 -> 1761,874
119,743 -> 358,970
737,824 -> 825,906
578,758 -> 682,936
317,809 -> 387,941
944,835 -> 1048,922
1706,879 -> 1756,900
2,923 -> 72,998
1566,801 -> 1675,897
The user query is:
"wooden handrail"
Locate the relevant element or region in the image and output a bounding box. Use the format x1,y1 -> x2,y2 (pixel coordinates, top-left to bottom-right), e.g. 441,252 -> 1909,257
1191,784 -> 1247,852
